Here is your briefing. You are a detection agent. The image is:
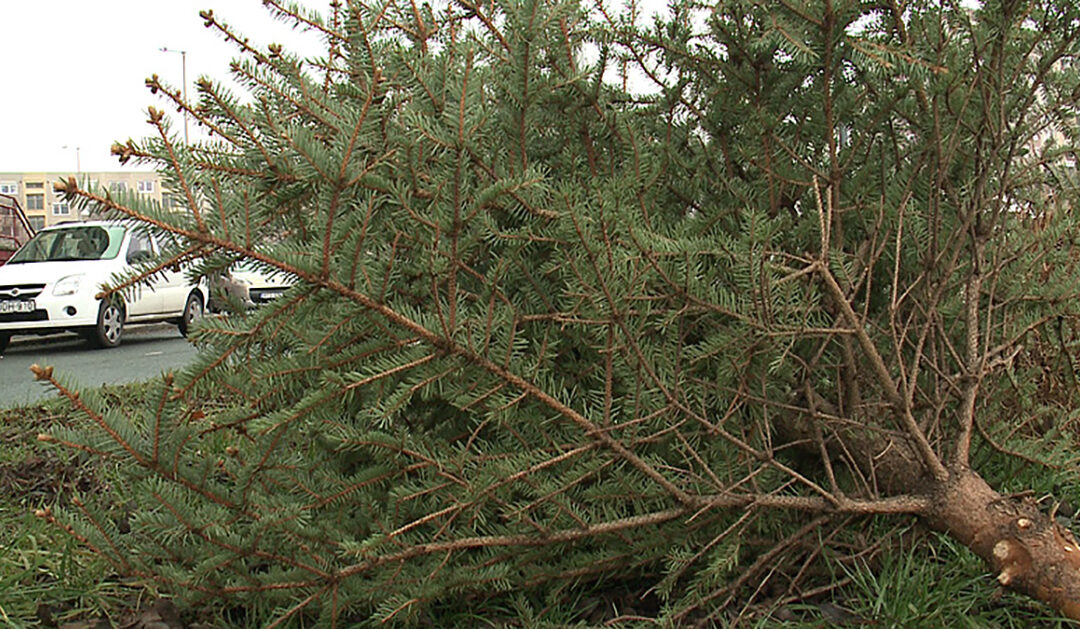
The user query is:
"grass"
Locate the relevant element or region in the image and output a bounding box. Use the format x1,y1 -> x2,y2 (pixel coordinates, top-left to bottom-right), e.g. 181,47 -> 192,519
0,511 -> 134,627
728,524 -> 1080,629
830,531 -> 1077,628
0,385 -> 156,628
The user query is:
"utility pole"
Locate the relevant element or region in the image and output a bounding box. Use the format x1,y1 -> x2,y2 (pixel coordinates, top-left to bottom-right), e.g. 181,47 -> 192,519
61,145 -> 81,175
160,47 -> 190,144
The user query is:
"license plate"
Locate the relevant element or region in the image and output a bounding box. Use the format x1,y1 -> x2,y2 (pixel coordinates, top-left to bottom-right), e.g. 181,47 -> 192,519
0,299 -> 34,314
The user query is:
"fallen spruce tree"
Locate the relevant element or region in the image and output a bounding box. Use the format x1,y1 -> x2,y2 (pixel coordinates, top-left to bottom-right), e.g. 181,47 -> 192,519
33,0 -> 1080,624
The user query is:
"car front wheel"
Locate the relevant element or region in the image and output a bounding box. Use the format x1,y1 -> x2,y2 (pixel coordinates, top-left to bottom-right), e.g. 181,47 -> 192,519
178,291 -> 204,337
0,333 -> 9,353
90,299 -> 125,348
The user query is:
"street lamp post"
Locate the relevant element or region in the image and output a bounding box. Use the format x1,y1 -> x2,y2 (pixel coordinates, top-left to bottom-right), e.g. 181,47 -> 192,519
160,47 -> 190,144
60,145 -> 83,216
61,145 -> 81,175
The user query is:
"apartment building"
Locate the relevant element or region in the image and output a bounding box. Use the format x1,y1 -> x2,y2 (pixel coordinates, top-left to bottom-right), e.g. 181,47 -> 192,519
0,172 -> 174,230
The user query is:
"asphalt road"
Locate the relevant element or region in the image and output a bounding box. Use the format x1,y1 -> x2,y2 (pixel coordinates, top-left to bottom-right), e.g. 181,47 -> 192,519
0,324 -> 200,407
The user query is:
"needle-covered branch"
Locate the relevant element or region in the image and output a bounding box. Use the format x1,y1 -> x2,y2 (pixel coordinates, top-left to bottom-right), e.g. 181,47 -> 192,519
34,0 -> 1080,625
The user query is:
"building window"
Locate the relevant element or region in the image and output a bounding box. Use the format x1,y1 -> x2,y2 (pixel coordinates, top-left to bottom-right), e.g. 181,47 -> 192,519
109,181 -> 127,194
26,181 -> 44,189
26,194 -> 44,210
137,180 -> 155,194
0,182 -> 17,195
161,193 -> 178,210
28,216 -> 45,231
52,202 -> 70,216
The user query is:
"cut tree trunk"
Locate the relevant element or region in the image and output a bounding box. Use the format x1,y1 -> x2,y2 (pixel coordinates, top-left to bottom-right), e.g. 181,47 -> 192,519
926,466 -> 1080,620
780,412 -> 1080,620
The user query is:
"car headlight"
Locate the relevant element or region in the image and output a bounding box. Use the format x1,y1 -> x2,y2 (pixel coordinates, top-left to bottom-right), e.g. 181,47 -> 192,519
52,274 -> 85,297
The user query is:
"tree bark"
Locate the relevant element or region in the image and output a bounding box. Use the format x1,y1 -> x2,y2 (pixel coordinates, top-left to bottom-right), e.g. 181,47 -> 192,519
926,466 -> 1080,620
780,412 -> 1080,620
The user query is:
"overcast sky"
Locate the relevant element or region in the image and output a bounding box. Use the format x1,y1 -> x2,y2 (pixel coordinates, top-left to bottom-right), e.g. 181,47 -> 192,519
1,1 -> 670,175
0,1 -> 325,174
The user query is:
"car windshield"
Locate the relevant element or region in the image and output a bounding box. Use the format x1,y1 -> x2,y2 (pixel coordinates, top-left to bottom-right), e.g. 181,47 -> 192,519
7,225 -> 125,263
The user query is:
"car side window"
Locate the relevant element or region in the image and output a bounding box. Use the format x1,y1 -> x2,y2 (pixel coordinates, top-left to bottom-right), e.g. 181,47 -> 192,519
127,233 -> 154,264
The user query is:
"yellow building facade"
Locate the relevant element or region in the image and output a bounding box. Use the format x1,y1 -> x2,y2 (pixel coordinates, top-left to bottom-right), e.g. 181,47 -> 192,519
0,172 -> 171,230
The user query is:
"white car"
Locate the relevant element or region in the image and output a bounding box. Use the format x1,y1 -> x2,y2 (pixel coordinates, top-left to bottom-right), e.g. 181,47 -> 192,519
0,221 -> 207,351
210,260 -> 293,311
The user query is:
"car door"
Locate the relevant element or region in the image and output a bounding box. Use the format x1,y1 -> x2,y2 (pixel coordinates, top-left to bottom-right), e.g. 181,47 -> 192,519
123,230 -> 164,316
153,234 -> 191,314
